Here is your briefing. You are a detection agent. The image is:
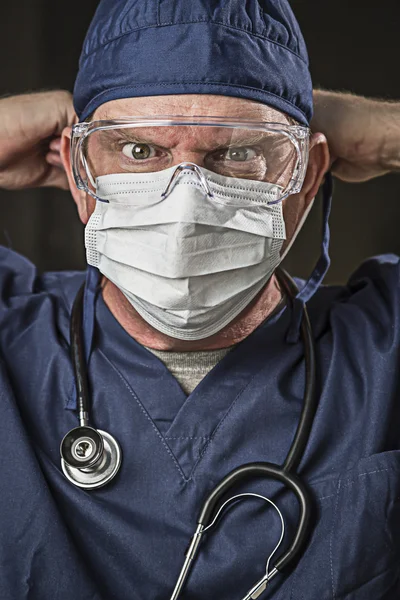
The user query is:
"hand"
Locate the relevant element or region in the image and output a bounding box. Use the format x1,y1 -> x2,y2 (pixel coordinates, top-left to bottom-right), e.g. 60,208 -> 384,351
0,91 -> 76,190
312,90 -> 400,182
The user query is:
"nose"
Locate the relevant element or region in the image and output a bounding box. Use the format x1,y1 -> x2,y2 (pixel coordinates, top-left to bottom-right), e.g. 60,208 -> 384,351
161,162 -> 214,199
172,152 -> 207,168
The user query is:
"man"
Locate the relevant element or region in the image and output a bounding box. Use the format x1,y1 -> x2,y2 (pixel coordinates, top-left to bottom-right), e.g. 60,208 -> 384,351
0,1 -> 399,599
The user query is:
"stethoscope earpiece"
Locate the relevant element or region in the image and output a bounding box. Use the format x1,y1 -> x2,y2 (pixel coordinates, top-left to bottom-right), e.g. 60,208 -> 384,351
60,426 -> 122,490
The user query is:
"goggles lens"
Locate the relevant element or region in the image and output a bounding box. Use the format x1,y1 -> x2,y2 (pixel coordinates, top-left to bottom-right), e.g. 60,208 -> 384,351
73,122 -> 309,203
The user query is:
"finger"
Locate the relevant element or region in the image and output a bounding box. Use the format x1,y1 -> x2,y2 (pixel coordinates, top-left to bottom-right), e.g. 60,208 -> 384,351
46,150 -> 63,168
42,166 -> 70,190
57,91 -> 77,131
329,153 -> 338,170
46,91 -> 76,134
49,137 -> 61,152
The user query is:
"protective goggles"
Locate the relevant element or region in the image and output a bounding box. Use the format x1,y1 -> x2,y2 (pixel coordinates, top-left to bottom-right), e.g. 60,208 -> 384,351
71,117 -> 310,205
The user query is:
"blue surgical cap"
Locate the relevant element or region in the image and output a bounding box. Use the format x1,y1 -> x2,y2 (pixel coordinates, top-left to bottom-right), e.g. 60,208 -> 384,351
74,0 -> 313,125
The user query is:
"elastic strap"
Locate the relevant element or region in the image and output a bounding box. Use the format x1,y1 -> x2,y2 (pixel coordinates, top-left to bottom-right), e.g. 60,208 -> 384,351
286,173 -> 333,344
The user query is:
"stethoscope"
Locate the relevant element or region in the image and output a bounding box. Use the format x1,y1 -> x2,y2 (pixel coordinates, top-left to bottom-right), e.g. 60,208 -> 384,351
60,268 -> 318,599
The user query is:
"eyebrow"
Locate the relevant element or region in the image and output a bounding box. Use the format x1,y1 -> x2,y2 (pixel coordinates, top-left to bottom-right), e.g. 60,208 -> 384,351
97,127 -> 180,146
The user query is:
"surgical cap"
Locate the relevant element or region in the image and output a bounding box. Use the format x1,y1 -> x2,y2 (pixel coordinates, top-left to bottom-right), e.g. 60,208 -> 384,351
74,0 -> 313,125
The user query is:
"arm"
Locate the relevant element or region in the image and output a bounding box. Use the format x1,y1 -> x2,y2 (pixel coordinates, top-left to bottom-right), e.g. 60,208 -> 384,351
312,90 -> 400,182
0,91 -> 76,190
0,89 -> 399,190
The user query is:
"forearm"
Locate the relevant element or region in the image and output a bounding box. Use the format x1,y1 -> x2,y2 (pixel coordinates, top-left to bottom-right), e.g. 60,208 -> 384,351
0,95 -> 21,170
312,90 -> 400,174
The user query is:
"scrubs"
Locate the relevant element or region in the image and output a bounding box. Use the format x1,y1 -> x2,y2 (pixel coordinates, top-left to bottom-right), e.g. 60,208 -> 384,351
0,246 -> 399,599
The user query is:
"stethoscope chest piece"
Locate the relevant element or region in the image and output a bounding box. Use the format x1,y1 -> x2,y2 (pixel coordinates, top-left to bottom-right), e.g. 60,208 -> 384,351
60,426 -> 122,489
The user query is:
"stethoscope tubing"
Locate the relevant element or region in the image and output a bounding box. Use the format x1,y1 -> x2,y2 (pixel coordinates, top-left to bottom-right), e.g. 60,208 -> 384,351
276,269 -> 317,473
63,267 -> 319,597
197,461 -> 312,573
70,283 -> 91,427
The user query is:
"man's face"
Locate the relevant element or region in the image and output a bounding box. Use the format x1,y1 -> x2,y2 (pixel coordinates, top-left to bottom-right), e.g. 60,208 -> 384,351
62,94 -> 328,252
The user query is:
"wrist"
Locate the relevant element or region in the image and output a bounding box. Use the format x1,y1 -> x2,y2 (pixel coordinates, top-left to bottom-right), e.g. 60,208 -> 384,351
377,102 -> 400,172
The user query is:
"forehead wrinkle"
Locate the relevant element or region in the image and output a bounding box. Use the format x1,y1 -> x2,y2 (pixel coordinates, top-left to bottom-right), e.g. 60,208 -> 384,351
104,126 -> 183,148
130,126 -> 264,151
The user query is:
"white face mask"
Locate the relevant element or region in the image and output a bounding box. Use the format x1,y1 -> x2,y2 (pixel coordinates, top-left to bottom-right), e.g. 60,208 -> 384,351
85,164 -> 288,340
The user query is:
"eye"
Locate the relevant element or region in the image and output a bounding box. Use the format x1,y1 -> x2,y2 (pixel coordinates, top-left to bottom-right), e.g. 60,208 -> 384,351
226,147 -> 258,161
122,143 -> 156,160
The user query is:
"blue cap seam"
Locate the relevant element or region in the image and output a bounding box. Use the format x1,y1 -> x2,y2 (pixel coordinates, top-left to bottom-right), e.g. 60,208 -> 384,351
81,20 -> 309,66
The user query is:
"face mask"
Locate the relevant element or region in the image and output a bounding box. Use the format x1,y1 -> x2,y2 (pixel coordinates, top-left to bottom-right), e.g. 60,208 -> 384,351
85,164 -> 287,340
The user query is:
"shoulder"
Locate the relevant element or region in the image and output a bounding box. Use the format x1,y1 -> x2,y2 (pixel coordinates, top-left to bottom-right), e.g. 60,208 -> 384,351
0,246 -> 85,336
327,253 -> 399,312
0,245 -> 84,297
308,254 -> 400,345
0,249 -> 85,416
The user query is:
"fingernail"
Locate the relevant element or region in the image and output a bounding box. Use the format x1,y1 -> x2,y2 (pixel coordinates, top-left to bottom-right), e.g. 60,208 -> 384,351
50,138 -> 61,151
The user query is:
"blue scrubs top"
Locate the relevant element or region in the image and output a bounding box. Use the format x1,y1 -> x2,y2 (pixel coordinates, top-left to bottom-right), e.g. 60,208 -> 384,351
0,246 -> 399,600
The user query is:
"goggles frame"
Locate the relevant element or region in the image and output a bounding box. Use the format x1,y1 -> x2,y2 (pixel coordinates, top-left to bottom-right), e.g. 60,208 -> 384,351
71,116 -> 310,205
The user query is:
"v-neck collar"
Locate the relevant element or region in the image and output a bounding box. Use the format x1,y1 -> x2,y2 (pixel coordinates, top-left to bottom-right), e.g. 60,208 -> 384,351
95,293 -> 289,477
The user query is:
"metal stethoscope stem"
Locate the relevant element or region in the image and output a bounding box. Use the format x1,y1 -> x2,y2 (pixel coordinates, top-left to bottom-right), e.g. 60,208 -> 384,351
169,269 -> 317,599
169,462 -> 312,600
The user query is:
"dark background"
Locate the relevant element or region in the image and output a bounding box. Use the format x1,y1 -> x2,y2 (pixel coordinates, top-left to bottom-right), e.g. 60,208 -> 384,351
0,1 -> 399,283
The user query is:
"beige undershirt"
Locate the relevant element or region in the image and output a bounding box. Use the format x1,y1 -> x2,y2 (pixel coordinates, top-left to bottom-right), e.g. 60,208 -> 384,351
145,346 -> 233,395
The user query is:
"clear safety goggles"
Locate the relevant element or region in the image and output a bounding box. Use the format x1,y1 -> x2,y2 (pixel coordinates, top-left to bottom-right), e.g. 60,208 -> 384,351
71,116 -> 310,205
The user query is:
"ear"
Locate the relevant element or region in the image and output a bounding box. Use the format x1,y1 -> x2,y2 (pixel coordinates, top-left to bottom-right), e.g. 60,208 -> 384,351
302,132 -> 330,204
280,132 -> 330,248
60,127 -> 92,224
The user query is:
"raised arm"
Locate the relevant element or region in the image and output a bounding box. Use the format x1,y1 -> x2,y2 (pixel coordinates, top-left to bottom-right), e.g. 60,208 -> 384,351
0,90 -> 399,190
0,91 -> 76,191
312,89 -> 400,182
